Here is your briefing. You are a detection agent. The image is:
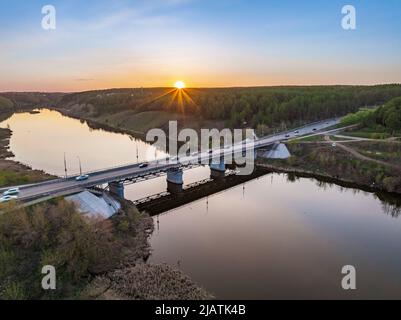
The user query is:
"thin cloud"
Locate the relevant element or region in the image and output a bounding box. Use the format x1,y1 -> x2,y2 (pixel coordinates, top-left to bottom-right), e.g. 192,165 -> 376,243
75,78 -> 95,81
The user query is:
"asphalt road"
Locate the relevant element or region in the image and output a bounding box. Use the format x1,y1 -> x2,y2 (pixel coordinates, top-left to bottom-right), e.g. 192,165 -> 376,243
2,118 -> 340,202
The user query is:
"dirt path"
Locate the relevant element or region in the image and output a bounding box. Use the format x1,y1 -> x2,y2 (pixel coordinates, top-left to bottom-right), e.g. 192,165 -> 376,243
324,136 -> 401,171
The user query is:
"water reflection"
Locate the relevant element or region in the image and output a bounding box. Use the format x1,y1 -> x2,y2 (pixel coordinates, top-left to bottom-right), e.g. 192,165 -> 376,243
149,172 -> 401,299
284,172 -> 401,218
0,109 -> 167,176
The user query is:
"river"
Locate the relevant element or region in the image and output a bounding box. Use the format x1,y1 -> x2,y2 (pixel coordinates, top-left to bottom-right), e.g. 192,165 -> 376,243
2,109 -> 401,299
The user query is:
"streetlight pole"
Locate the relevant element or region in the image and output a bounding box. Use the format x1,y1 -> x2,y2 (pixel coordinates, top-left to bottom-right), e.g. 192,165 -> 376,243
77,156 -> 82,176
64,152 -> 68,179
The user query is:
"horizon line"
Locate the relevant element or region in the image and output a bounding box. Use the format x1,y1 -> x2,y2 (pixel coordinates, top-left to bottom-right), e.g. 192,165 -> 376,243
2,82 -> 401,94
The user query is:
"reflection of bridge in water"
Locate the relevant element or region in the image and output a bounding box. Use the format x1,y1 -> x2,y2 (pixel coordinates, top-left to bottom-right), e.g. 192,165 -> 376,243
133,167 -> 269,216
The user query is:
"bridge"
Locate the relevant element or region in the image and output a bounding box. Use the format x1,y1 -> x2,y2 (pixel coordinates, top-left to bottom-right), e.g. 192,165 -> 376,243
1,118 -> 340,204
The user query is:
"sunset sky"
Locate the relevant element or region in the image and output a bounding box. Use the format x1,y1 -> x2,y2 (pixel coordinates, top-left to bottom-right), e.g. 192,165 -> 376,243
1,0 -> 401,92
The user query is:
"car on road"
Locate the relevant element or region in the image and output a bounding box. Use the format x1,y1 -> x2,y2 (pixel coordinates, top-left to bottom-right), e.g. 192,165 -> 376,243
0,195 -> 18,203
3,187 -> 20,196
75,174 -> 89,181
313,128 -> 317,131
285,134 -> 291,138
191,152 -> 198,156
294,131 -> 299,134
139,162 -> 149,168
208,150 -> 213,154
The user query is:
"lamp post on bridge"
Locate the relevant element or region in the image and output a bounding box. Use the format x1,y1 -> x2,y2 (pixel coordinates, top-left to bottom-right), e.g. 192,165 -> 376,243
77,156 -> 82,176
64,152 -> 68,179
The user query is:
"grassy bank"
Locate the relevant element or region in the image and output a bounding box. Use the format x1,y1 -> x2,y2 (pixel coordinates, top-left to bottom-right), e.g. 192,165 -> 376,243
258,141 -> 401,194
55,106 -> 225,138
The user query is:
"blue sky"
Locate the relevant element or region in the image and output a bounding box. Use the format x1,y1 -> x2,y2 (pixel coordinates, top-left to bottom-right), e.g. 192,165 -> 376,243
0,0 -> 400,91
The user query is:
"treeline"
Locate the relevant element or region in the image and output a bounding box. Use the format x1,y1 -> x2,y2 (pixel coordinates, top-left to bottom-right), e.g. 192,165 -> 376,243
55,85 -> 401,129
342,96 -> 401,134
0,92 -> 63,110
190,85 -> 401,128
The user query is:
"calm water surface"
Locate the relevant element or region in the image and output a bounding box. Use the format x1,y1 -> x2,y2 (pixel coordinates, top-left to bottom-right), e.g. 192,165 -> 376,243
0,109 -> 167,177
2,109 -> 401,299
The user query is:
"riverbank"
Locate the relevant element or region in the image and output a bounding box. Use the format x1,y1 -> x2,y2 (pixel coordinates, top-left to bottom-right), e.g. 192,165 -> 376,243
0,126 -> 54,187
52,105 -> 225,139
257,141 -> 401,195
81,199 -> 213,300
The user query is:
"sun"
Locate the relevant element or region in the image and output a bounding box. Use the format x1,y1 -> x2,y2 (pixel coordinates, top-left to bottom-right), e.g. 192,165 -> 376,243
174,81 -> 186,89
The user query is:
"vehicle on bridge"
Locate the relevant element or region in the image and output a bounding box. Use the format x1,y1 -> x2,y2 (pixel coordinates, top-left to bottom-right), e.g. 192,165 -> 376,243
139,162 -> 149,168
0,195 -> 18,203
3,187 -> 20,196
75,174 -> 90,182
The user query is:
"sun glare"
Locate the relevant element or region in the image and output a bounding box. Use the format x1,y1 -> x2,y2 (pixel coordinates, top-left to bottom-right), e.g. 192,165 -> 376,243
174,81 -> 186,89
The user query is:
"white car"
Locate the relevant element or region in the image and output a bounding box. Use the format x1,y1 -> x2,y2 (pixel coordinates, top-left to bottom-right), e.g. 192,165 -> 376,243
0,195 -> 18,203
75,174 -> 89,181
3,187 -> 20,196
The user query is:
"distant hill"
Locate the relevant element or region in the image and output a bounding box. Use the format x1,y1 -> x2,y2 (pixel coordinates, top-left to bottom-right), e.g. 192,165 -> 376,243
0,92 -> 64,110
3,85 -> 401,134
0,95 -> 14,111
54,85 -> 401,131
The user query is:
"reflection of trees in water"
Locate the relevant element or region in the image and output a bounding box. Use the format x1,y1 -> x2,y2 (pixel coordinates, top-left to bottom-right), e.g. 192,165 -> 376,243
375,193 -> 401,218
286,172 -> 299,183
381,202 -> 401,218
283,172 -> 401,218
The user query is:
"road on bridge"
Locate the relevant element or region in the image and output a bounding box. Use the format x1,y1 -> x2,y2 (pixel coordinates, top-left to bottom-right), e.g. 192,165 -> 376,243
2,118 -> 340,203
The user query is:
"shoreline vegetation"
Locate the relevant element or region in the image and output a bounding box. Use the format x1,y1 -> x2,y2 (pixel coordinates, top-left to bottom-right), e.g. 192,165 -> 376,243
0,86 -> 400,299
0,199 -> 212,300
0,112 -> 213,300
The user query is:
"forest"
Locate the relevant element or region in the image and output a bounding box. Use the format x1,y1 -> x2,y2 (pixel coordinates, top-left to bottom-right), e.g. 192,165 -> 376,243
54,85 -> 401,130
2,84 -> 401,132
341,96 -> 401,134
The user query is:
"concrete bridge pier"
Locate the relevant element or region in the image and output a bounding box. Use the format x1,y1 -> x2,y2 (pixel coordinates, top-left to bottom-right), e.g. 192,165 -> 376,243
259,142 -> 291,159
167,168 -> 183,193
109,181 -> 125,198
210,161 -> 226,179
